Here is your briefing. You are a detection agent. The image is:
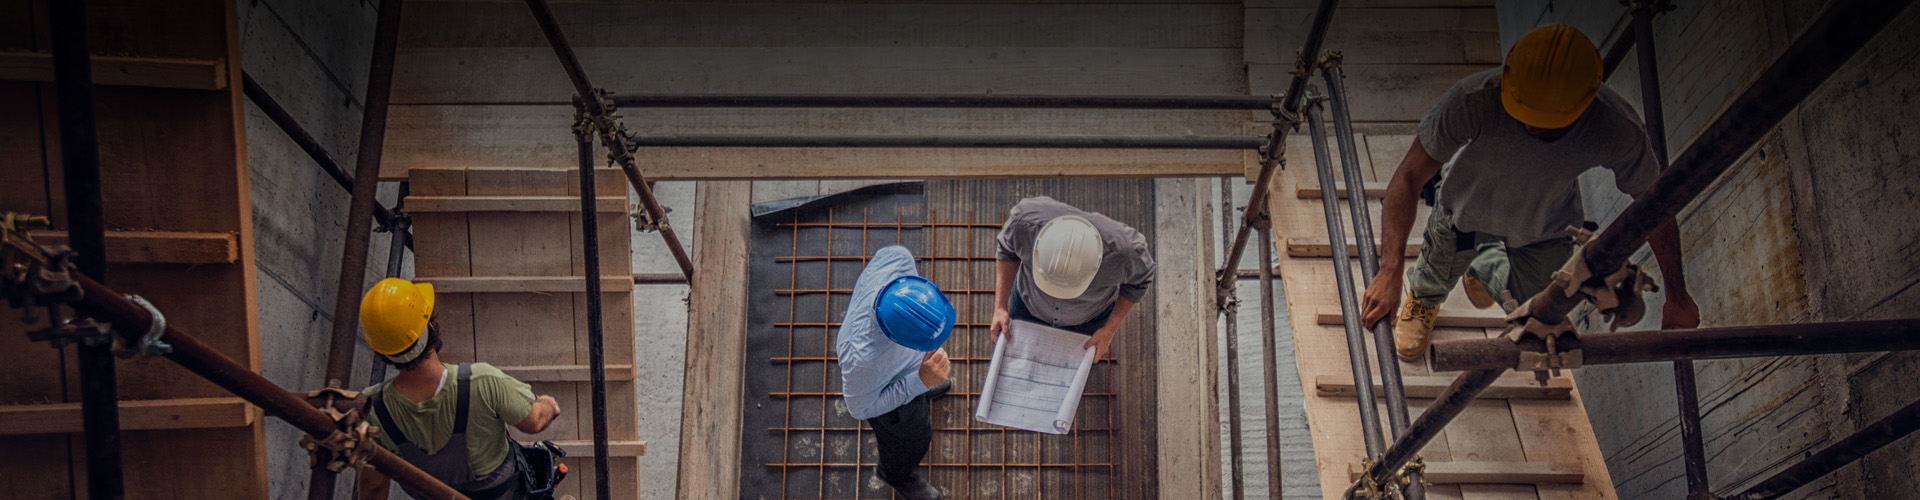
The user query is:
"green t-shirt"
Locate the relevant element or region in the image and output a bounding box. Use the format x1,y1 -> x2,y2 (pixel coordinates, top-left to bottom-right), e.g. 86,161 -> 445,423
364,362 -> 536,475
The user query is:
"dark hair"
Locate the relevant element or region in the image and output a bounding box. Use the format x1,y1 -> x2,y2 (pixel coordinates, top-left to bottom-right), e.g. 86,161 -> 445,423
386,320 -> 443,370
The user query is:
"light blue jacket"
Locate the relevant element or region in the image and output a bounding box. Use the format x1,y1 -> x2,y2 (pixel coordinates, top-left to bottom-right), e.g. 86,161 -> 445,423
836,245 -> 932,420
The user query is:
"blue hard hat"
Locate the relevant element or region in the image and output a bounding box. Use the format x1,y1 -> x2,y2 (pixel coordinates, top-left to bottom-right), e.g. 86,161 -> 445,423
874,276 -> 955,352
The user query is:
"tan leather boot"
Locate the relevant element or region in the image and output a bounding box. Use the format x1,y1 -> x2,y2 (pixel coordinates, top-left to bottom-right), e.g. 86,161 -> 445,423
1394,290 -> 1440,361
1461,272 -> 1496,309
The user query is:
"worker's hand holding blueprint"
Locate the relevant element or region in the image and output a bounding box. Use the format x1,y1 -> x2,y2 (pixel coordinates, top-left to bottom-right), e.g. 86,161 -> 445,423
973,320 -> 1098,435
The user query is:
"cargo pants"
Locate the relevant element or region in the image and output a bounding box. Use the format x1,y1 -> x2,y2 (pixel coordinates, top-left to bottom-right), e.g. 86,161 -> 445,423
1406,206 -> 1576,309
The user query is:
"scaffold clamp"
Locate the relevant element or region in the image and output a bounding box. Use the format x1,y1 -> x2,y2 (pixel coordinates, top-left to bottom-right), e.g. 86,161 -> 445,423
113,294 -> 170,358
301,387 -> 376,472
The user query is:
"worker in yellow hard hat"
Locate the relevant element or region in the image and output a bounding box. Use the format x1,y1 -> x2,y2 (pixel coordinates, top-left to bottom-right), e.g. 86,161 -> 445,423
355,278 -> 571,500
1360,23 -> 1699,361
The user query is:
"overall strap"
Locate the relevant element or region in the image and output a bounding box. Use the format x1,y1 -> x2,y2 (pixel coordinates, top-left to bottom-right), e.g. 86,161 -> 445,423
453,363 -> 473,435
370,387 -> 413,448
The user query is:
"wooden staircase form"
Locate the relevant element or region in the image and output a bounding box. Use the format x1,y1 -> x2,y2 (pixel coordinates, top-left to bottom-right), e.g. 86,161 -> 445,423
408,166 -> 644,500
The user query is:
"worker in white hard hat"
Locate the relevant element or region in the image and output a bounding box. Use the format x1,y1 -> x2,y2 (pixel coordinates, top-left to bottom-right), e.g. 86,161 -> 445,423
990,197 -> 1155,359
354,278 -> 569,500
1359,23 -> 1700,362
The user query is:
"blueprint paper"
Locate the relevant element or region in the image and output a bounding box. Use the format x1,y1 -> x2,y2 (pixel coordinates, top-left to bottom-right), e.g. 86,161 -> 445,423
973,320 -> 1098,435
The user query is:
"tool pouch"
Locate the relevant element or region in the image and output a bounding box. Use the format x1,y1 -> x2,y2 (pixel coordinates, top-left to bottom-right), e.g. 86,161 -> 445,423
518,440 -> 569,498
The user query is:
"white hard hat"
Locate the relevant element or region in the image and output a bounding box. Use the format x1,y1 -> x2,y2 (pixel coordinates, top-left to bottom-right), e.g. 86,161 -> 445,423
1032,215 -> 1104,299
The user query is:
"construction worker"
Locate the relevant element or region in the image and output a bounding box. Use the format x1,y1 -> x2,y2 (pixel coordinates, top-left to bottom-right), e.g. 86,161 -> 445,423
989,196 -> 1155,358
838,245 -> 955,500
355,278 -> 568,500
1360,23 -> 1700,361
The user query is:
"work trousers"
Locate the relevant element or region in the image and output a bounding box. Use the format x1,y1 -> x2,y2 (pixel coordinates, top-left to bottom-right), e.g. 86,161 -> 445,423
865,392 -> 933,488
1407,206 -> 1576,308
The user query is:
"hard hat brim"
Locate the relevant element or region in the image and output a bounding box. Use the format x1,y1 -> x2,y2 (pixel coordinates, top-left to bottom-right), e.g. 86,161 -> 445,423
382,326 -> 431,364
1033,271 -> 1093,300
1500,78 -> 1588,130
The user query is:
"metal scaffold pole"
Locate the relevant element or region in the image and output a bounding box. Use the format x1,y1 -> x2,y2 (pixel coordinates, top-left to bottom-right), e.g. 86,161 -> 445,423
1220,177 -> 1248,500
1303,93 -> 1387,459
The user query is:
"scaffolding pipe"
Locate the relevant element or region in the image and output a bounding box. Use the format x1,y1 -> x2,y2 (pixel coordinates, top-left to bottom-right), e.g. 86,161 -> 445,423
1323,62 -> 1423,500
574,131 -> 615,500
1624,3 -> 1711,497
527,0 -> 695,281
42,273 -> 471,499
49,0 -> 124,496
240,72 -> 402,232
1729,394 -> 1920,500
1508,0 -> 1916,332
1216,0 -> 1341,310
623,134 -> 1267,149
1257,226 -> 1285,498
1602,33 -> 1635,81
1305,96 -> 1387,458
1430,318 -> 1920,371
610,93 -> 1277,110
1219,177 -> 1247,500
312,0 -> 404,497
1344,369 -> 1506,499
634,273 -> 689,284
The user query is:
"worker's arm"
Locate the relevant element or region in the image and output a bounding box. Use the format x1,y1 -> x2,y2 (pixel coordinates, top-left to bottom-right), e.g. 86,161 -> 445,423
513,394 -> 561,434
1085,297 -> 1136,359
1360,138 -> 1446,326
357,466 -> 392,499
990,259 -> 1019,343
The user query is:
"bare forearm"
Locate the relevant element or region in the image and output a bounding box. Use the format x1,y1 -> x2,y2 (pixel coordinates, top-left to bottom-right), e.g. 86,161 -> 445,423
994,260 -> 1018,310
1101,298 -> 1137,331
1381,138 -> 1444,274
1646,216 -> 1690,299
515,395 -> 561,434
357,468 -> 392,499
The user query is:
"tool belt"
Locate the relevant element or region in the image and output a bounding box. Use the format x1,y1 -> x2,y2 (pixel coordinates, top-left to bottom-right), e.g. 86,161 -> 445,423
516,440 -> 569,498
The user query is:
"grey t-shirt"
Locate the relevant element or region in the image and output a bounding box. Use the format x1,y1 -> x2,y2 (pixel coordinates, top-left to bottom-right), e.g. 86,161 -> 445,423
1419,68 -> 1660,246
995,197 -> 1155,326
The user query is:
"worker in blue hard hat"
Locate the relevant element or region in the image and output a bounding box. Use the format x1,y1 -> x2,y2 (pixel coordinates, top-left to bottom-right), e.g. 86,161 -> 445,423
836,245 -> 955,500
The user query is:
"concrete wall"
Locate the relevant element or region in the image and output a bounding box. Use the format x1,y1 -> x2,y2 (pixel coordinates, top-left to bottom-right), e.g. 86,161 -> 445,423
1497,1 -> 1920,498
236,0 -> 404,498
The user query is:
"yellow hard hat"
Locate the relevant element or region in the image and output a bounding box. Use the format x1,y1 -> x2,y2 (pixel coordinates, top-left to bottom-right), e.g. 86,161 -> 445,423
1501,24 -> 1603,129
360,278 -> 435,358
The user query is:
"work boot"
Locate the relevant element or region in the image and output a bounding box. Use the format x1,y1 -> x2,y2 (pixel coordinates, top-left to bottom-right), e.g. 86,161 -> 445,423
888,478 -> 944,500
926,379 -> 953,400
1394,290 -> 1440,362
1461,272 -> 1497,310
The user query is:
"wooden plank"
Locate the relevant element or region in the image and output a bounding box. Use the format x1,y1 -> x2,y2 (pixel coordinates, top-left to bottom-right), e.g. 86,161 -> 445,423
1345,461 -> 1583,484
383,106 -> 1245,180
0,397 -> 253,435
402,3 -> 1241,49
495,364 -> 637,382
1286,237 -> 1422,258
1252,0 -> 1491,6
550,440 -> 648,457
677,181 -> 751,500
0,51 -> 228,90
1153,177 -> 1222,499
1246,8 -> 1500,65
1315,307 -> 1504,328
1314,374 -> 1571,400
1250,63 -> 1491,122
1297,181 -> 1389,199
417,276 -> 637,293
405,196 -> 626,212
27,230 -> 237,264
393,47 -> 1245,103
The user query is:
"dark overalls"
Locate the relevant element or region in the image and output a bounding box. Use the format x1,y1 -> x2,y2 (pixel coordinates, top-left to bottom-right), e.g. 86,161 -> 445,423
372,363 -> 528,500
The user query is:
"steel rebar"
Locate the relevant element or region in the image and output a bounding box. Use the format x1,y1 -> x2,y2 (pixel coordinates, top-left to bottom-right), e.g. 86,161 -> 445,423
1305,95 -> 1386,458
312,0 -> 403,497
51,273 -> 469,500
623,134 -> 1266,149
526,0 -> 694,281
609,93 -> 1278,109
1257,226 -> 1285,498
1323,61 -> 1423,500
1220,177 -> 1247,500
49,1 -> 123,496
1430,318 -> 1920,371
575,131 -> 615,500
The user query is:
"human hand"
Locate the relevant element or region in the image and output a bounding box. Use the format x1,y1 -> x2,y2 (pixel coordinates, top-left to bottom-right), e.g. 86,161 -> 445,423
919,348 -> 951,387
1360,270 -> 1404,327
1084,326 -> 1116,359
1662,293 -> 1700,330
990,308 -> 1012,343
536,395 -> 560,418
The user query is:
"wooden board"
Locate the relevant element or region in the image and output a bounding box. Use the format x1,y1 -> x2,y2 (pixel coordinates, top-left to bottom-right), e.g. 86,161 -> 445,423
1315,375 -> 1572,400
551,440 -> 648,457
1315,307 -> 1505,328
405,195 -> 626,213
1245,8 -> 1500,65
676,181 -> 751,500
495,364 -> 637,382
1287,237 -> 1423,258
27,230 -> 238,264
1154,177 -> 1223,499
419,276 -> 637,293
1249,63 -> 1492,123
1345,461 -> 1584,484
0,50 -> 227,90
0,397 -> 254,435
1298,181 -> 1389,199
